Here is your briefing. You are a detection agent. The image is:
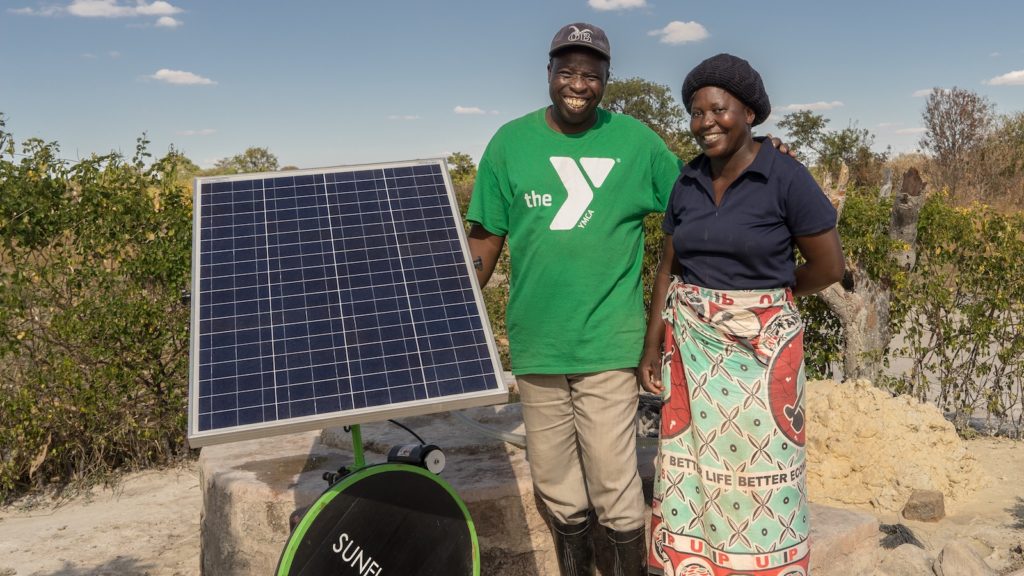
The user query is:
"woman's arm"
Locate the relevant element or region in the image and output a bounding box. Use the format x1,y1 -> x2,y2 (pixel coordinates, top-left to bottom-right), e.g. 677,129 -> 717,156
639,235 -> 678,394
792,228 -> 845,297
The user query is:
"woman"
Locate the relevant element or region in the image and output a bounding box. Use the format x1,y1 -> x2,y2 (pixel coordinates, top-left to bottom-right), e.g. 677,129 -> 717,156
639,53 -> 845,576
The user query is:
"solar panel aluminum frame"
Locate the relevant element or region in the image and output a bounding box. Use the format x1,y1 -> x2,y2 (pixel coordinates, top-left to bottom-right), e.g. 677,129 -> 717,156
188,158 -> 507,447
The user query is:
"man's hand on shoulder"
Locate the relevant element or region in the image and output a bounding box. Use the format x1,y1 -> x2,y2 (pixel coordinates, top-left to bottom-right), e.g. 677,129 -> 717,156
765,133 -> 798,158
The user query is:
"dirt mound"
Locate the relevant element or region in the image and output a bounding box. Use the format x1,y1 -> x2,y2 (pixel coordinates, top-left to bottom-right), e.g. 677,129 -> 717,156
806,379 -> 986,512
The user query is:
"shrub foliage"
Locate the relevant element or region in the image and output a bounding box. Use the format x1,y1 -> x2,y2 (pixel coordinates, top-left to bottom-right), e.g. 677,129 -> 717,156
2,93 -> 1021,501
0,118 -> 192,499
886,196 -> 1024,434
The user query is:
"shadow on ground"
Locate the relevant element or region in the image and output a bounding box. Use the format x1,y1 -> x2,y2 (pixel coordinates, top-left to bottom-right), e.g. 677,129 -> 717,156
37,556 -> 154,576
1009,496 -> 1024,530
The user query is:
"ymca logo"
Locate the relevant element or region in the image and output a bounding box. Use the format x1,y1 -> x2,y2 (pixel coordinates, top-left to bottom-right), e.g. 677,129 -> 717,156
547,157 -> 614,230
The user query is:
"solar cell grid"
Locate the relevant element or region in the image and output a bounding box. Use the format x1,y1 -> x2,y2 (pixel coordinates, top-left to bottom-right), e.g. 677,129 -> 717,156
188,159 -> 505,446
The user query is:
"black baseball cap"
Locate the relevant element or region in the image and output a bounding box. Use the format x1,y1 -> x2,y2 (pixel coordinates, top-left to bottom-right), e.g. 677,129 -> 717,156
549,22 -> 611,60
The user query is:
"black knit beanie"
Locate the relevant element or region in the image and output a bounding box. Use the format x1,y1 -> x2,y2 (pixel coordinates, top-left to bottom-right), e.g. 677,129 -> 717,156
682,53 -> 771,126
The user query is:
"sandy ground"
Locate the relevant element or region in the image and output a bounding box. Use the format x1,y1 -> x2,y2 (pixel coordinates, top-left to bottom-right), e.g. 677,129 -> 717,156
905,436 -> 1024,573
0,438 -> 1021,576
0,466 -> 202,576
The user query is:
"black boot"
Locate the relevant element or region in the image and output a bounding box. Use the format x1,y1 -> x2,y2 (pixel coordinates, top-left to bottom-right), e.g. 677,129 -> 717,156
551,517 -> 595,576
606,526 -> 646,576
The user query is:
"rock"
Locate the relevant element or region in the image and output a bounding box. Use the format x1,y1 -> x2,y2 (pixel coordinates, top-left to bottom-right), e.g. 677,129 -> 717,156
933,541 -> 996,576
877,543 -> 934,576
808,504 -> 881,575
985,546 -> 1013,573
806,379 -> 986,513
902,489 -> 945,521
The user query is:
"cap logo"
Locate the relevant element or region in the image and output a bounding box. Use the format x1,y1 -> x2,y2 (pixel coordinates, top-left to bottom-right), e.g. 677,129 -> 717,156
566,25 -> 594,44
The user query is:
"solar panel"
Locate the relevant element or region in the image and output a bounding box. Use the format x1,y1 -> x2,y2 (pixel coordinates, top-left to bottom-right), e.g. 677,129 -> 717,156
187,159 -> 507,447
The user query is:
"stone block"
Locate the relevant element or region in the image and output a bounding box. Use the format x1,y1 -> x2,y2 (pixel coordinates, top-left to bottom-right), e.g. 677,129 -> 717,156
877,543 -> 934,576
808,504 -> 882,575
902,488 -> 946,522
934,540 -> 997,576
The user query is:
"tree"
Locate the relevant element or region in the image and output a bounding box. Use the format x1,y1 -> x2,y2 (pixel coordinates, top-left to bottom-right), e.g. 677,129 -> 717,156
446,152 -> 476,186
970,111 -> 1024,209
919,87 -> 994,195
206,146 -> 279,175
778,110 -> 887,186
776,110 -> 828,162
447,152 -> 476,217
819,125 -> 887,187
602,77 -> 699,161
810,166 -> 926,383
159,145 -> 201,190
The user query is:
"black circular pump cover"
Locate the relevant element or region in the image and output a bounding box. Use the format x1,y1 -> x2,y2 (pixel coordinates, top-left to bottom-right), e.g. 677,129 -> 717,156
277,463 -> 479,576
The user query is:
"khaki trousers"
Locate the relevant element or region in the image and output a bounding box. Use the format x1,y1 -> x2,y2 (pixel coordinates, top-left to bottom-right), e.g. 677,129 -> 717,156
517,369 -> 644,532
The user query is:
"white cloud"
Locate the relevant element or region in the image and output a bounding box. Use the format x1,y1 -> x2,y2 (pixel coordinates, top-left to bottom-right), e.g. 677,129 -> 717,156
895,127 -> 926,135
67,0 -> 181,17
990,52 -> 1001,58
177,128 -> 216,136
134,1 -> 180,15
454,106 -> 486,115
150,69 -> 215,85
109,50 -> 120,58
648,21 -> 709,45
589,0 -> 646,10
68,0 -> 129,16
155,15 -> 180,27
388,115 -> 420,121
12,1 -> 184,24
985,69 -> 1024,86
779,101 -> 844,112
912,88 -> 949,97
8,5 -> 61,16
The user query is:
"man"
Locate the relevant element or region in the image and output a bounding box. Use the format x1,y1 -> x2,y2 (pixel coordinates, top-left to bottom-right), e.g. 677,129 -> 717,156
467,22 -> 672,575
466,22 -> 784,576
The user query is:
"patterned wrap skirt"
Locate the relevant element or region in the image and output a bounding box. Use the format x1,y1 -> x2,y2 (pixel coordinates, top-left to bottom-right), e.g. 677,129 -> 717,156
648,280 -> 810,576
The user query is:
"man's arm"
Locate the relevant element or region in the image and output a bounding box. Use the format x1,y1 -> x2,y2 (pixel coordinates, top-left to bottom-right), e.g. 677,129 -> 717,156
639,235 -> 679,394
468,223 -> 506,288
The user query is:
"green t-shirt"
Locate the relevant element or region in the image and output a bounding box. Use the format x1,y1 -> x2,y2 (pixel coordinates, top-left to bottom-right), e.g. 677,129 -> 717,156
467,107 -> 682,374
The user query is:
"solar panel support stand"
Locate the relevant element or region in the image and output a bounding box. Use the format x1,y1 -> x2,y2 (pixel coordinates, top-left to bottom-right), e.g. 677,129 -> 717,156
349,424 -> 366,470
316,425 -> 368,489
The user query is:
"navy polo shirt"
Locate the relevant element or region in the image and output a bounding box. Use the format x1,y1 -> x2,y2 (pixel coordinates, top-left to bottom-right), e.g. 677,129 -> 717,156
662,142 -> 837,290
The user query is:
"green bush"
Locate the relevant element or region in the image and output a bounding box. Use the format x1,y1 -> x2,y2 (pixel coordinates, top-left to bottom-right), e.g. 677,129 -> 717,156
0,119 -> 192,500
887,196 -> 1024,434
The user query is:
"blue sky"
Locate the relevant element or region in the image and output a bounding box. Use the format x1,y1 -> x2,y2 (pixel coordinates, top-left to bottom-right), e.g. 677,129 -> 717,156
3,0 -> 1024,169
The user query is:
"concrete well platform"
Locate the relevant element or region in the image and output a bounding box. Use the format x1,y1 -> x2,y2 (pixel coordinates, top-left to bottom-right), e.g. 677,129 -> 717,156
198,404 -> 881,575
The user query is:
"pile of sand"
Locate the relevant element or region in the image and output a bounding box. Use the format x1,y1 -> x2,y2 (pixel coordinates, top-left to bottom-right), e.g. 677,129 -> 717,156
806,379 -> 986,512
